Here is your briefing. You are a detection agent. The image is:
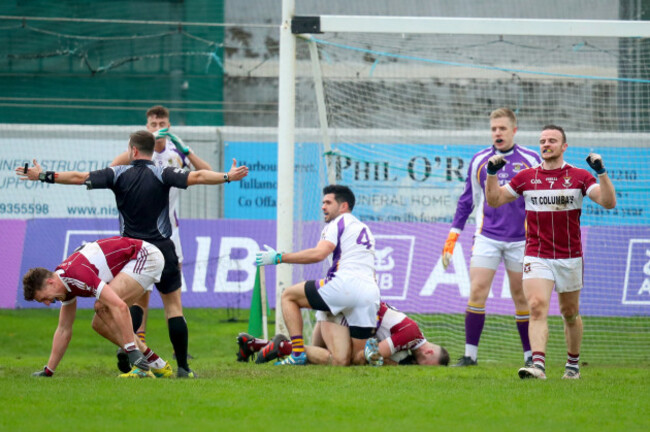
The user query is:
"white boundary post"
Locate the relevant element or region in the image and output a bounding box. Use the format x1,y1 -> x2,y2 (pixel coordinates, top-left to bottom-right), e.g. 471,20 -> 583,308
275,0 -> 296,337
259,266 -> 269,340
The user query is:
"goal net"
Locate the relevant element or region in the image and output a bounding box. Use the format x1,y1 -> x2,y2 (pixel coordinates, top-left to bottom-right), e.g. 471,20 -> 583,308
291,18 -> 650,365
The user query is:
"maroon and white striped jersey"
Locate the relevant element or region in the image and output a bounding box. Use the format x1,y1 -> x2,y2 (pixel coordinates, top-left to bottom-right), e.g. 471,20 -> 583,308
55,237 -> 144,304
505,163 -> 598,259
376,302 -> 426,353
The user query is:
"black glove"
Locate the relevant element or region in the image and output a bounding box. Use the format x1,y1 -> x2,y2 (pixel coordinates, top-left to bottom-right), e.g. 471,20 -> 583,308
487,155 -> 506,175
586,154 -> 606,175
32,366 -> 54,377
126,349 -> 149,371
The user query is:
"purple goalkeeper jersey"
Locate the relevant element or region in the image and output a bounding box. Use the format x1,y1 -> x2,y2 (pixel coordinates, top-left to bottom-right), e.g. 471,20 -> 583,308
451,144 -> 542,242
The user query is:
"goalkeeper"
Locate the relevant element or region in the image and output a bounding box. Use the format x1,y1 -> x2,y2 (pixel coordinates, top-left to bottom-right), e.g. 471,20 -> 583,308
441,108 -> 541,367
110,106 -> 212,358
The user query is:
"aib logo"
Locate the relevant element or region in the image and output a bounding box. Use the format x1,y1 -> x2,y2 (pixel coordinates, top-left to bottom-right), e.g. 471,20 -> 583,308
373,235 -> 415,300
622,239 -> 650,305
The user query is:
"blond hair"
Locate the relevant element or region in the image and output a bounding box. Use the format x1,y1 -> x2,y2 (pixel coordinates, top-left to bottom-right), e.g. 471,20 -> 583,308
490,108 -> 517,127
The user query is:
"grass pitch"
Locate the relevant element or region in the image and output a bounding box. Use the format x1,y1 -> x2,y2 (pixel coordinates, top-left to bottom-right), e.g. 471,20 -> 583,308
0,308 -> 647,432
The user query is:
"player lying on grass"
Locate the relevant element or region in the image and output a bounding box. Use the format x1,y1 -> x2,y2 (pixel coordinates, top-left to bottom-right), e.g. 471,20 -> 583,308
23,236 -> 173,378
237,302 -> 449,366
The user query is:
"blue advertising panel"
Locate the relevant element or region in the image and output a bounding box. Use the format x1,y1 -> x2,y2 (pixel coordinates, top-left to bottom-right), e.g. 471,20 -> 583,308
223,141 -> 648,226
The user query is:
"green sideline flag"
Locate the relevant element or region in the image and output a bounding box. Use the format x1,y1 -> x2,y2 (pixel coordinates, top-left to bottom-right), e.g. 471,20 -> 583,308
248,267 -> 269,338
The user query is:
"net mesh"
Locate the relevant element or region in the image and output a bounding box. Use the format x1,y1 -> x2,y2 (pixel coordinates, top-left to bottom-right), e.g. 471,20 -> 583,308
293,30 -> 650,365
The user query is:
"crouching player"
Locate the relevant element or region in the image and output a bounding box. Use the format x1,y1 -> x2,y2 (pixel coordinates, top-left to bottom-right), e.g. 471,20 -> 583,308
23,236 -> 172,378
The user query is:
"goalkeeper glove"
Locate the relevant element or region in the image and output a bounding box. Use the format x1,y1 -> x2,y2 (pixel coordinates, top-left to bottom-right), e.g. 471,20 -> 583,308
166,131 -> 191,155
256,245 -> 282,266
152,127 -> 169,141
32,366 -> 54,377
586,153 -> 606,175
152,129 -> 191,155
442,231 -> 460,270
486,154 -> 506,175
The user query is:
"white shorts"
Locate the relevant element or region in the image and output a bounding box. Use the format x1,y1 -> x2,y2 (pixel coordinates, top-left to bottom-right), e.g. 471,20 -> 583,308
317,276 -> 380,329
170,226 -> 183,264
470,234 -> 525,272
121,241 -> 164,291
315,310 -> 347,326
522,256 -> 583,293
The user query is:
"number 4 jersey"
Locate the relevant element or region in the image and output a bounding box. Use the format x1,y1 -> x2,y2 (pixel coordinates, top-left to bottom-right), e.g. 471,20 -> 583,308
321,213 -> 377,282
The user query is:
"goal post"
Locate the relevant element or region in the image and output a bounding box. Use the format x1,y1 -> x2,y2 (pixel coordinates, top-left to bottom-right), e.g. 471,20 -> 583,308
277,6 -> 650,364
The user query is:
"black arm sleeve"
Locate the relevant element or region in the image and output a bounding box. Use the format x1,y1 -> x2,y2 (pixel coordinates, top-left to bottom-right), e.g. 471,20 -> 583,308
162,167 -> 190,189
85,167 -> 115,190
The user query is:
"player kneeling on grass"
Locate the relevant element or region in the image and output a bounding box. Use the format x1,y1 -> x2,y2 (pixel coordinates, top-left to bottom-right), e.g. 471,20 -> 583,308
256,185 -> 380,366
23,236 -> 173,379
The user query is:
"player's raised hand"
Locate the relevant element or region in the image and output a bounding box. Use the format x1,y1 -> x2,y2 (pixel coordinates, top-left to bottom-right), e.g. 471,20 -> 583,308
166,131 -> 191,155
442,232 -> 460,270
152,127 -> 169,141
487,154 -> 506,175
227,158 -> 249,182
32,366 -> 54,377
586,153 -> 606,175
256,244 -> 282,266
15,159 -> 43,181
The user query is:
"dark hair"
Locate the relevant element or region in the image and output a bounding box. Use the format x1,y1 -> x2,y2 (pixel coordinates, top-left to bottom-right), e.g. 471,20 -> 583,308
129,130 -> 155,156
542,124 -> 566,143
146,105 -> 169,119
439,346 -> 450,366
23,267 -> 52,301
323,184 -> 356,211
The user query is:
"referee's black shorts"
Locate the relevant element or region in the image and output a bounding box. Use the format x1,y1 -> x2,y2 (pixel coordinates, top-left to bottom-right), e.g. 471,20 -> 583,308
148,238 -> 182,294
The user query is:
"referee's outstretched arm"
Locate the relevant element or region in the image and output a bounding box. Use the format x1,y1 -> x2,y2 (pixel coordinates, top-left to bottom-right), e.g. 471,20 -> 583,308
15,159 -> 89,184
187,158 -> 248,186
16,158 -> 248,186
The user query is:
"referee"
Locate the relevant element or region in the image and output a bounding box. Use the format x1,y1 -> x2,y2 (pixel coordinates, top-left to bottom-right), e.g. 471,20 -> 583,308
17,130 -> 249,378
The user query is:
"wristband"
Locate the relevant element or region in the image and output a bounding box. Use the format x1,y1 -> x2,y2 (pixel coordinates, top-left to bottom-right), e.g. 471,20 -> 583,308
38,171 -> 56,183
277,253 -> 282,264
224,173 -> 230,183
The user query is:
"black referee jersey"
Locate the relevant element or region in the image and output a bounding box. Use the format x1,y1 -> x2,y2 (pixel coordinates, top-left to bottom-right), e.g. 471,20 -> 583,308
85,159 -> 189,242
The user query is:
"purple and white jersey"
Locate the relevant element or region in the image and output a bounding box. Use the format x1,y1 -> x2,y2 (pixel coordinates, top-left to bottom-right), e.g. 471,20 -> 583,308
451,144 -> 541,242
321,213 -> 376,282
152,139 -> 193,228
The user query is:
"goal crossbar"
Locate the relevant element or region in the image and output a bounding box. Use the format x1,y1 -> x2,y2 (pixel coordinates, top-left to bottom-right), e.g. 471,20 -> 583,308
293,15 -> 650,38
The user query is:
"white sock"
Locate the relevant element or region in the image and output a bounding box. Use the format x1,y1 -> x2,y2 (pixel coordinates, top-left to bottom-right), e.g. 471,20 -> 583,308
465,344 -> 478,361
148,358 -> 167,369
